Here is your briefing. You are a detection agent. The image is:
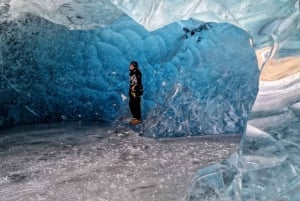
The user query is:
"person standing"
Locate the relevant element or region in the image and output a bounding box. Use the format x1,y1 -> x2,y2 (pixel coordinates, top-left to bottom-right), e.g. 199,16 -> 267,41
128,61 -> 143,125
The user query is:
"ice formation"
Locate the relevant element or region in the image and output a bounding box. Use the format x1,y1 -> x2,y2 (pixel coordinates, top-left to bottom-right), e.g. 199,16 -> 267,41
0,0 -> 300,200
0,2 -> 260,138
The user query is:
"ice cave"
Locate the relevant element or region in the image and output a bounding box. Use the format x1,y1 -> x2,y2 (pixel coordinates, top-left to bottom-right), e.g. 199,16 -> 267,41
0,0 -> 300,200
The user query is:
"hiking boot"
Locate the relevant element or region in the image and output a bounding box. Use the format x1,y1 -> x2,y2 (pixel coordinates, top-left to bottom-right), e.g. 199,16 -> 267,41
129,118 -> 142,125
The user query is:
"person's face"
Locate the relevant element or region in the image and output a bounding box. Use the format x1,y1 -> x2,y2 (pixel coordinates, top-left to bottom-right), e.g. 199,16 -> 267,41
129,64 -> 135,71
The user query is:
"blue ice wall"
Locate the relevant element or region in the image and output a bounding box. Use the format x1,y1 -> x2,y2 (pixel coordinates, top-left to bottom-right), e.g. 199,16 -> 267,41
0,14 -> 259,137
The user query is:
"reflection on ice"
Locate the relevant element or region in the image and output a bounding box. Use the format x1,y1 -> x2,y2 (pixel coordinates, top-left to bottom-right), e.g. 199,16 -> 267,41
0,122 -> 240,201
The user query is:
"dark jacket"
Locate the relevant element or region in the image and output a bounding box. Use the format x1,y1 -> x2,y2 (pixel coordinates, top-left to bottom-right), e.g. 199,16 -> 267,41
129,68 -> 143,97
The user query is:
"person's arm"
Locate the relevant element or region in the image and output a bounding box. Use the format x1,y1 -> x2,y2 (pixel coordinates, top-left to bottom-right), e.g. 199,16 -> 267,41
136,72 -> 142,90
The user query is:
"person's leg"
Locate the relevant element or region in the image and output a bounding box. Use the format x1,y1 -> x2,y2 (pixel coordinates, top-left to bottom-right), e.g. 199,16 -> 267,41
134,97 -> 141,120
129,97 -> 141,124
129,97 -> 135,118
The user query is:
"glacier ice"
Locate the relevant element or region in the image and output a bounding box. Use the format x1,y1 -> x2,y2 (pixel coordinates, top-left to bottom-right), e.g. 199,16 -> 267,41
0,13 -> 259,138
0,0 -> 300,200
3,0 -> 124,30
186,73 -> 300,200
187,119 -> 300,201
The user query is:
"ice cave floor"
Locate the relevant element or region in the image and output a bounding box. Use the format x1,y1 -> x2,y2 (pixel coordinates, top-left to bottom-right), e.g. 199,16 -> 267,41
0,122 -> 240,201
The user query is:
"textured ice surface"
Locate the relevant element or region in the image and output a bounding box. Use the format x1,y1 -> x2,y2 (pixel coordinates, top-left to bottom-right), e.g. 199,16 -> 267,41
186,78 -> 300,201
187,120 -> 300,201
0,14 -> 259,137
0,122 -> 240,201
252,72 -> 300,115
3,0 -> 124,30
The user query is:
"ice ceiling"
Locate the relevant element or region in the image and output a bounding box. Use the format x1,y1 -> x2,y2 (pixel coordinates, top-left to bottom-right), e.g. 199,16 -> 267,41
1,0 -> 300,200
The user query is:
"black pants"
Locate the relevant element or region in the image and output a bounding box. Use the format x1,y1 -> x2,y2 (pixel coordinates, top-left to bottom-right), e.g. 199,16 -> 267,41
129,96 -> 141,120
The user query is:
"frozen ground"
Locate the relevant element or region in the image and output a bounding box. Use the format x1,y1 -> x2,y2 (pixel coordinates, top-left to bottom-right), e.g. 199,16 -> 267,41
0,122 -> 240,201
